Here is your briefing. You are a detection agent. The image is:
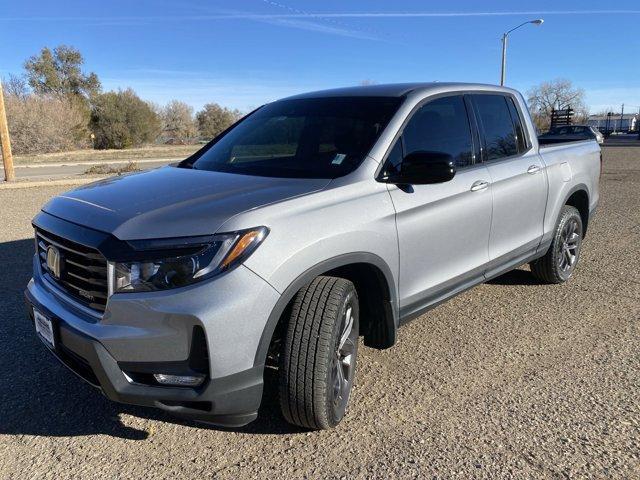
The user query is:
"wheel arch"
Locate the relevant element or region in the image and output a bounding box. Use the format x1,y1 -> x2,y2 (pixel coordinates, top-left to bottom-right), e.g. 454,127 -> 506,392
253,253 -> 399,369
562,185 -> 590,237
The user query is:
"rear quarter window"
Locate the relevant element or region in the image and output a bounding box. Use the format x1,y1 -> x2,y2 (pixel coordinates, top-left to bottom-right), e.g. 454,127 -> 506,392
473,94 -> 518,161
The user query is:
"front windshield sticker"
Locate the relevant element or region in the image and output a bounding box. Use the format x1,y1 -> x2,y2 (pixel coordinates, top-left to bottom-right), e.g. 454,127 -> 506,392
332,153 -> 347,165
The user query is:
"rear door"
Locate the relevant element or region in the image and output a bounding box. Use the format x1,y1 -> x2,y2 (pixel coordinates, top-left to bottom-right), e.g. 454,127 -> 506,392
471,93 -> 547,274
384,94 -> 493,318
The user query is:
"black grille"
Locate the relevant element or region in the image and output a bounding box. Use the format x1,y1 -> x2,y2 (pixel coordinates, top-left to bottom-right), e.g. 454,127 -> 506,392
36,228 -> 108,313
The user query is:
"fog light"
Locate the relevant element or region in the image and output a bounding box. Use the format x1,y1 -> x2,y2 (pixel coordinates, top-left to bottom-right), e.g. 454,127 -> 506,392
153,373 -> 205,387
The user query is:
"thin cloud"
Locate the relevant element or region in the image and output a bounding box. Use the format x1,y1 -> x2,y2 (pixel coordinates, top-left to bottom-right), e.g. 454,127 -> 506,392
3,9 -> 638,43
254,0 -> 384,41
6,9 -> 640,22
250,10 -> 640,18
0,13 -> 381,40
254,17 -> 379,40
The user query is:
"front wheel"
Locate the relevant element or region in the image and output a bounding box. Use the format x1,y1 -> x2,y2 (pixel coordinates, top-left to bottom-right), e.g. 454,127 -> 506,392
530,205 -> 583,284
279,276 -> 359,430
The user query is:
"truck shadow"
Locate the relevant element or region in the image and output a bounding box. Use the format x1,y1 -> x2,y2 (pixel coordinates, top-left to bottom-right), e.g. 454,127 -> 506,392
0,238 -> 299,440
487,268 -> 541,286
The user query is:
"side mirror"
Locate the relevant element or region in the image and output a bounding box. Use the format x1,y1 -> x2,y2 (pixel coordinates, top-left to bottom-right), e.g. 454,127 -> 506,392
386,151 -> 456,185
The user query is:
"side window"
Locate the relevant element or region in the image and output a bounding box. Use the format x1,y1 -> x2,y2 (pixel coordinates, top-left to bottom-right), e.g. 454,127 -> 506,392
473,94 -> 518,160
402,95 -> 474,168
506,97 -> 527,152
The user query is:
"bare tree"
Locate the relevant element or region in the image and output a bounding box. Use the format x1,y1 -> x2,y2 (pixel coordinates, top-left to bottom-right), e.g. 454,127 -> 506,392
527,79 -> 588,131
2,74 -> 29,99
161,100 -> 197,143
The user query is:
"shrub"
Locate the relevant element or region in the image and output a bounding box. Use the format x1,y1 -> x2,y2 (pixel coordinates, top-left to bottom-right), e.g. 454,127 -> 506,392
90,88 -> 160,149
4,93 -> 90,155
84,161 -> 140,175
196,103 -> 242,139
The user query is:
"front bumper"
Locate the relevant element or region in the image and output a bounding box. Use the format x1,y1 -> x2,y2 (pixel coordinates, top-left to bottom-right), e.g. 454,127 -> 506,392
25,256 -> 281,427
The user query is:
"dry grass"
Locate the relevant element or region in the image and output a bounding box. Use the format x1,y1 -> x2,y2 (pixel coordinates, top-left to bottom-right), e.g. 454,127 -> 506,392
83,161 -> 141,175
14,144 -> 201,165
5,95 -> 90,155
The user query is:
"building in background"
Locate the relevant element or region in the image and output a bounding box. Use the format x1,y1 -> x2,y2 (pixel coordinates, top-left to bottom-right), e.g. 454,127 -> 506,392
587,113 -> 638,133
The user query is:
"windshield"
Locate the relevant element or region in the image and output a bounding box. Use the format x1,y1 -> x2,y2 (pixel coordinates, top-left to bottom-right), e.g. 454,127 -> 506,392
187,96 -> 403,179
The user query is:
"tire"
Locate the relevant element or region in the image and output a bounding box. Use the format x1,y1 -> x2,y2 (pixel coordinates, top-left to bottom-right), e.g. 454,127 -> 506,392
530,205 -> 583,284
279,276 -> 359,430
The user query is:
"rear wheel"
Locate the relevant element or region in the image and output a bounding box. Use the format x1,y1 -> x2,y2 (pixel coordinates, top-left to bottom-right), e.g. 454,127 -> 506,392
279,276 -> 359,430
530,205 -> 583,284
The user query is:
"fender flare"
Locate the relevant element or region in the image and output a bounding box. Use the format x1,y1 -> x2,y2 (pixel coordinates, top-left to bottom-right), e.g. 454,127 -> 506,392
560,183 -> 591,234
253,252 -> 399,368
562,183 -> 589,206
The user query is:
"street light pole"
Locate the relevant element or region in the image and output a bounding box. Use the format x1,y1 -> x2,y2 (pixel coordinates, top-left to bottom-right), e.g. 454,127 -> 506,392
500,19 -> 544,86
500,33 -> 508,87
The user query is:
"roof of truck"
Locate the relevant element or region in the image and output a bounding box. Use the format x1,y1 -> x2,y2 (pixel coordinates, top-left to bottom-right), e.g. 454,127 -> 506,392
282,82 -> 512,100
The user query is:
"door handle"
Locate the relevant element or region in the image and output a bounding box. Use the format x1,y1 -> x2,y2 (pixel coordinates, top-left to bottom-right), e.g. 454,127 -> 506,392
470,180 -> 490,192
527,165 -> 541,174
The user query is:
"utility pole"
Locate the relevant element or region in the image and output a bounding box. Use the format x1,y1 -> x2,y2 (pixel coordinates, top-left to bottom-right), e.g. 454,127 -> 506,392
620,103 -> 625,133
0,81 -> 15,182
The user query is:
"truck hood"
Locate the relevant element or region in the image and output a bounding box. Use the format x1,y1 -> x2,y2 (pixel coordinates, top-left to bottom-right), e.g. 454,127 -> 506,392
42,166 -> 330,239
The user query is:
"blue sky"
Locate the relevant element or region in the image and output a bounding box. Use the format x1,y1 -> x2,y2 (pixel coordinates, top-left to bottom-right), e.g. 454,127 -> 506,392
2,0 -> 639,114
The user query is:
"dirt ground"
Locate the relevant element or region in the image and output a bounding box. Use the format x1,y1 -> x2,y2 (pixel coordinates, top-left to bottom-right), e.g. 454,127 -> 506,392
0,147 -> 638,479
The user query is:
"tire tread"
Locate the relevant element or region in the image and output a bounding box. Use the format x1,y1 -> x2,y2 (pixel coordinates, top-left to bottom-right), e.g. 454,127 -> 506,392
279,276 -> 355,429
530,205 -> 582,284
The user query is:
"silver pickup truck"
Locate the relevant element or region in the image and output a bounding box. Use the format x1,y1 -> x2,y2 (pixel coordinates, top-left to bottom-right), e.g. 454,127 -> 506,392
25,83 -> 600,430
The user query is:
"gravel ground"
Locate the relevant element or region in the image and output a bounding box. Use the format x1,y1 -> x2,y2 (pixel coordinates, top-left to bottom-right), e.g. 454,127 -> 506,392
0,147 -> 638,479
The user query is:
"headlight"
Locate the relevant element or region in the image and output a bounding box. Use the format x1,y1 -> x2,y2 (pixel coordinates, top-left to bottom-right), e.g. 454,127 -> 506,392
109,227 -> 268,294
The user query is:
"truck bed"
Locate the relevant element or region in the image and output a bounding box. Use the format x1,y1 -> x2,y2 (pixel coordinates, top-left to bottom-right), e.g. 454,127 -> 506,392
536,138 -> 601,243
